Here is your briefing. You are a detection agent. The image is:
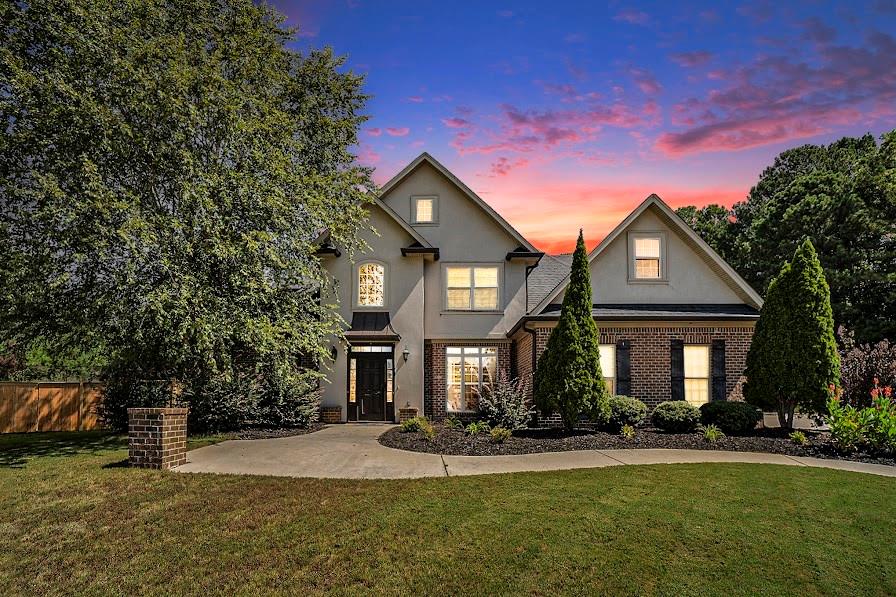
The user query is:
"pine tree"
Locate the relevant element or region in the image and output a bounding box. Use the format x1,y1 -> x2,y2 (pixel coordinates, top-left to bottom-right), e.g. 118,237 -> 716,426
745,239 -> 840,428
534,231 -> 610,429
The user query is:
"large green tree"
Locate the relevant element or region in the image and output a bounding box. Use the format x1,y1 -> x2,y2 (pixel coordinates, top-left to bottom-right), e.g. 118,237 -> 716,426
676,131 -> 896,343
534,231 -> 610,430
0,0 -> 373,430
744,239 -> 840,428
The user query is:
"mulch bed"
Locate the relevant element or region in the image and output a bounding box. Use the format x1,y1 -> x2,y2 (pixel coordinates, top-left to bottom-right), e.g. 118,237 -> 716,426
378,425 -> 896,466
223,423 -> 326,440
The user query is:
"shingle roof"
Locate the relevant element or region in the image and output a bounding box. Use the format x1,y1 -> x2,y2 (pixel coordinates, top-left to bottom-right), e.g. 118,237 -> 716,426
527,253 -> 572,311
537,303 -> 760,320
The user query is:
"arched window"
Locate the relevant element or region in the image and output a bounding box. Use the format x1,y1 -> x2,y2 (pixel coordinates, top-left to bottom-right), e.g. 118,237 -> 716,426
357,262 -> 385,307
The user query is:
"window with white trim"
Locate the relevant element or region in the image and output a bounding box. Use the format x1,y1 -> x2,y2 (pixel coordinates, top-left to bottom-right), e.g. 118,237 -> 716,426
412,196 -> 437,224
446,347 -> 497,412
684,345 -> 710,406
445,266 -> 499,310
357,262 -> 385,307
633,236 -> 662,279
599,344 -> 616,395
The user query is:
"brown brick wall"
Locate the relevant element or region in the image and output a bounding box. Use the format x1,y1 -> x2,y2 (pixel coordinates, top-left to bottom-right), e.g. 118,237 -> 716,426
425,340 -> 511,420
526,322 -> 755,426
320,406 -> 342,424
127,407 -> 188,469
398,407 -> 419,423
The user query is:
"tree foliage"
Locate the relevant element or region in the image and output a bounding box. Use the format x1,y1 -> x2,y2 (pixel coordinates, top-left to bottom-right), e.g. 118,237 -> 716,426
676,131 -> 896,343
534,231 -> 610,430
745,240 -> 840,428
0,0 -> 373,430
837,326 -> 896,408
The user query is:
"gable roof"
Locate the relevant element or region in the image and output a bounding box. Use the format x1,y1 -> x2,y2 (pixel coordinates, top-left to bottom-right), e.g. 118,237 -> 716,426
530,194 -> 763,314
527,253 -> 572,311
378,152 -> 537,252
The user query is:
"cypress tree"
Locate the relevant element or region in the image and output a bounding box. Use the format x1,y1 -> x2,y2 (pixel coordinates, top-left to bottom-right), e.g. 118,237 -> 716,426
745,239 -> 840,428
534,231 -> 610,430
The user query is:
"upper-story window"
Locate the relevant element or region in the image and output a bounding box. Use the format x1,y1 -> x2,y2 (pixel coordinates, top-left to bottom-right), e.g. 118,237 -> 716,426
445,265 -> 499,310
357,262 -> 385,307
411,196 -> 438,224
629,232 -> 666,281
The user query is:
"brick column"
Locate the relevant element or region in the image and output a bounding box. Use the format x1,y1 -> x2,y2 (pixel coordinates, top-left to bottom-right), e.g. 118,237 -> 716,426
127,407 -> 188,470
320,406 -> 342,423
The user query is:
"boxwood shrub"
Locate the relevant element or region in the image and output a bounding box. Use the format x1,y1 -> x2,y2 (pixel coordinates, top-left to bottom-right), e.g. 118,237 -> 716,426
607,395 -> 648,430
652,400 -> 701,433
699,401 -> 761,435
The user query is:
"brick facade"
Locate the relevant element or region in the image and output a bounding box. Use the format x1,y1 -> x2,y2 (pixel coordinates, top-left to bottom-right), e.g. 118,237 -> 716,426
424,340 -> 512,420
127,407 -> 188,469
515,322 -> 755,427
320,406 -> 342,424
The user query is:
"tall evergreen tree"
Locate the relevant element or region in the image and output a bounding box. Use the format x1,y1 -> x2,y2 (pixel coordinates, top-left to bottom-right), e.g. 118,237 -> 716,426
534,231 -> 609,429
745,239 -> 840,428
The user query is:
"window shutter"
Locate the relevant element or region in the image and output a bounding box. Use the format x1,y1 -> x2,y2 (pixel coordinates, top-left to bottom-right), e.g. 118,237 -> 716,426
670,339 -> 684,401
615,340 -> 631,396
711,340 -> 727,401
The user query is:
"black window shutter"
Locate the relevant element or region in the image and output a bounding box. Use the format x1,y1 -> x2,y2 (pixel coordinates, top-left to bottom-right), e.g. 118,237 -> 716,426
615,340 -> 631,396
712,340 -> 727,401
670,339 -> 684,401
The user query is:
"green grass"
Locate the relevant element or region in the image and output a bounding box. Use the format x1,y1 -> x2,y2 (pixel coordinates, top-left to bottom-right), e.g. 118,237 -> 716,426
1,433 -> 894,596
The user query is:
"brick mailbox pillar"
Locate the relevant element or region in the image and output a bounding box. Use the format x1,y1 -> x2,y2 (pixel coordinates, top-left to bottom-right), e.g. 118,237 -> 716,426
127,407 -> 189,469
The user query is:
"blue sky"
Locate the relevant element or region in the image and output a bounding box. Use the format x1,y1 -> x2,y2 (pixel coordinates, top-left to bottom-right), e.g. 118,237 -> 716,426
275,0 -> 896,251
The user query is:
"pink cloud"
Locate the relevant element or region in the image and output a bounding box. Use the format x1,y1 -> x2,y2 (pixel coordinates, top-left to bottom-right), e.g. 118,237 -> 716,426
385,127 -> 410,137
366,128 -> 382,137
442,117 -> 471,129
488,157 -> 530,177
669,51 -> 713,68
613,9 -> 649,25
406,95 -> 424,103
655,30 -> 896,155
628,67 -> 662,95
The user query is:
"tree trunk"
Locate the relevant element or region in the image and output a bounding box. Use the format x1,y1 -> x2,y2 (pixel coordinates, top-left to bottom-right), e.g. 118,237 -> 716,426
777,401 -> 796,430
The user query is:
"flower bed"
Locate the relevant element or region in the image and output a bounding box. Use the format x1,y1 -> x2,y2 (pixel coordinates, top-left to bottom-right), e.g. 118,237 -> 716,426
378,424 -> 896,466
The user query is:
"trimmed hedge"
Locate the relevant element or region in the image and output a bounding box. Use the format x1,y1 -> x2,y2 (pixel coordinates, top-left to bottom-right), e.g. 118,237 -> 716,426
699,401 -> 761,435
652,400 -> 701,433
607,395 -> 648,430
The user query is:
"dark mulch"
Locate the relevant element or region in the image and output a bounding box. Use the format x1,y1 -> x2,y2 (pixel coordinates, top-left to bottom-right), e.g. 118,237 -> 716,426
223,423 -> 326,440
378,425 -> 896,466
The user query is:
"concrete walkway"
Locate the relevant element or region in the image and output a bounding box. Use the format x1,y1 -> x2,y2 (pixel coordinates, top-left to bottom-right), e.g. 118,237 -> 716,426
175,424 -> 896,479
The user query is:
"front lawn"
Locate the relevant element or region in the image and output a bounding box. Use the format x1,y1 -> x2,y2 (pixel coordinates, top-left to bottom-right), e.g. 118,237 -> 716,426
1,433 -> 894,595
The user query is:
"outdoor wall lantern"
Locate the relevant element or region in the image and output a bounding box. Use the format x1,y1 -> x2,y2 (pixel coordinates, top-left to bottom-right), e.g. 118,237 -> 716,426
402,345 -> 410,361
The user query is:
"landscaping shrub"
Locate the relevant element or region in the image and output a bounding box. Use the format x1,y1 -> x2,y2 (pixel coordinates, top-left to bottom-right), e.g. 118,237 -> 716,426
465,421 -> 489,435
401,416 -> 428,433
443,416 -> 462,430
607,395 -> 647,430
699,401 -> 761,435
652,401 -> 701,433
703,424 -> 724,443
478,371 -> 534,430
826,394 -> 869,452
789,431 -> 807,445
838,326 -> 896,407
620,424 -> 636,439
489,426 -> 511,443
866,383 -> 896,453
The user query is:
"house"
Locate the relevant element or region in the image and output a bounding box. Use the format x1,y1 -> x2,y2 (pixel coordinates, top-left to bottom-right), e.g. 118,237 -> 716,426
318,153 -> 762,424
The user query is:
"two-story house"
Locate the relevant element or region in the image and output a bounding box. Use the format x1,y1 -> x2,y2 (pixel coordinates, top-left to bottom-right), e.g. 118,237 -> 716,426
319,153 -> 762,424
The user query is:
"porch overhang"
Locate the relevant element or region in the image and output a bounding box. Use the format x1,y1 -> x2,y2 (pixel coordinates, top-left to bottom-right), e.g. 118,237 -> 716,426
345,312 -> 401,342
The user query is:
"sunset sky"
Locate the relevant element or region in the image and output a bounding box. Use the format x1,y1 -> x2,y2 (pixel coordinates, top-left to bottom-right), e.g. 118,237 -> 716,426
279,1 -> 896,253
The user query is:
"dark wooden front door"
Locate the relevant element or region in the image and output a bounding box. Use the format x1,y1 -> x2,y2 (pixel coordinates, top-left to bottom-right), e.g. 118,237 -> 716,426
354,354 -> 387,421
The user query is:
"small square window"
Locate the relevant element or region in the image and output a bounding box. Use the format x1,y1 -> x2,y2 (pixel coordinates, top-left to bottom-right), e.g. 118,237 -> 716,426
412,196 -> 437,224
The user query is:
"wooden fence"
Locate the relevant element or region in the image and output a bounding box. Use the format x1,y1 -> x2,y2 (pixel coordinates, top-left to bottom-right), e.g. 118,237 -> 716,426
0,382 -> 104,433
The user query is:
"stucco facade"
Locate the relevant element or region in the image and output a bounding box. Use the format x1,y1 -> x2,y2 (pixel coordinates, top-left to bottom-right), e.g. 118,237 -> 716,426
319,154 -> 763,423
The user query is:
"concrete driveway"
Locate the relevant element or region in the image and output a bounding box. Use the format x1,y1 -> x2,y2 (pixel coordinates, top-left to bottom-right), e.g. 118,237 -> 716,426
175,424 -> 896,479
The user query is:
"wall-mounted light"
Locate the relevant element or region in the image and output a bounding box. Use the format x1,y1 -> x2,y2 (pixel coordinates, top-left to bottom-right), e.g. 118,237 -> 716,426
402,345 -> 410,361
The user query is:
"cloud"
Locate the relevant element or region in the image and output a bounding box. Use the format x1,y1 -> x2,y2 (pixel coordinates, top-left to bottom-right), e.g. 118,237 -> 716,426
613,9 -> 649,25
488,157 -> 530,177
442,117 -> 471,128
385,127 -> 410,137
628,67 -> 662,95
655,31 -> 896,156
669,51 -> 713,68
800,17 -> 836,44
736,1 -> 774,23
366,128 -> 382,137
406,95 -> 424,103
